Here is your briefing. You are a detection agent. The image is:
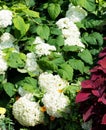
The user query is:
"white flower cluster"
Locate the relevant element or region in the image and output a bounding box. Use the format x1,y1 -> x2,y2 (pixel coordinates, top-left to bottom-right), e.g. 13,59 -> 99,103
0,32 -> 18,50
0,32 -> 19,74
33,36 -> 56,57
12,94 -> 44,127
42,91 -> 70,118
38,72 -> 69,92
0,50 -> 8,74
56,4 -> 86,48
0,10 -> 13,28
66,4 -> 87,23
25,52 -> 41,75
39,72 -> 70,117
56,18 -> 85,48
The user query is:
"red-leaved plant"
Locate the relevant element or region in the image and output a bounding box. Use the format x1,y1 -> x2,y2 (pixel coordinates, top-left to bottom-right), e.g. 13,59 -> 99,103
76,47 -> 106,130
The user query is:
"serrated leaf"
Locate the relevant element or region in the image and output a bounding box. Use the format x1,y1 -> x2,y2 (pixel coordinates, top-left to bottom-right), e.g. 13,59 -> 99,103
48,3 -> 61,20
82,32 -> 103,46
71,0 -> 96,11
91,32 -> 103,46
38,57 -> 58,71
78,49 -> 93,65
82,16 -> 103,28
82,32 -> 96,45
3,83 -> 15,97
58,63 -> 73,81
68,59 -> 84,74
38,53 -> 65,71
79,0 -> 96,11
13,16 -> 30,37
6,52 -> 26,68
36,25 -> 50,40
17,77 -> 38,93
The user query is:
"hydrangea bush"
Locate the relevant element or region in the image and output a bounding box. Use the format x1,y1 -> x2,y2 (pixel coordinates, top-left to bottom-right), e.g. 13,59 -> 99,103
0,0 -> 106,130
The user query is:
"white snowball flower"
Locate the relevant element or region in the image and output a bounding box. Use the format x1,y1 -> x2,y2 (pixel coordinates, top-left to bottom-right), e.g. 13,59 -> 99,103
25,52 -> 41,75
42,91 -> 70,118
0,32 -> 18,50
12,94 -> 44,127
56,18 -> 85,48
66,4 -> 87,23
35,42 -> 56,57
33,36 -> 45,44
0,10 -> 13,28
0,51 -> 8,74
38,72 -> 69,92
56,17 -> 72,29
62,27 -> 80,39
0,32 -> 15,43
33,36 -> 56,57
64,37 -> 85,48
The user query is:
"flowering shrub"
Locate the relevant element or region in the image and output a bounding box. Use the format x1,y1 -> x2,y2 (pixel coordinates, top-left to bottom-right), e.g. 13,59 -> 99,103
0,0 -> 106,130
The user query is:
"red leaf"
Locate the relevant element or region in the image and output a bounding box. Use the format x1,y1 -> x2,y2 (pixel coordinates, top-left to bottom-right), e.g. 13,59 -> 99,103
99,47 -> 106,58
98,57 -> 106,69
101,114 -> 106,124
76,92 -> 91,103
81,80 -> 93,89
90,66 -> 98,73
92,90 -> 100,97
98,94 -> 106,105
83,105 -> 93,121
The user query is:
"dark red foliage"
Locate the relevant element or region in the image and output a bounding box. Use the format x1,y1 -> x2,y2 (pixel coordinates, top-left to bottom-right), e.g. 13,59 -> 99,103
98,47 -> 106,58
75,47 -> 106,129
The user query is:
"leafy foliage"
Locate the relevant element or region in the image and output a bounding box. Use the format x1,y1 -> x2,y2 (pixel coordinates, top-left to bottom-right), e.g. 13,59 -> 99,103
47,3 -> 61,20
0,0 -> 105,129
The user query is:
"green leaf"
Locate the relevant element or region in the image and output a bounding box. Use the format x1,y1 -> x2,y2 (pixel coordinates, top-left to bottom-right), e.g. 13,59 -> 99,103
48,35 -> 64,48
38,53 -> 65,71
82,16 -> 103,28
71,0 -> 96,11
68,59 -> 84,74
36,25 -> 50,40
63,45 -> 82,52
79,0 -> 96,11
90,32 -> 103,46
13,16 -> 30,37
82,32 -> 103,46
24,0 -> 35,7
48,3 -> 61,20
23,9 -> 39,18
55,35 -> 64,47
82,32 -> 95,45
17,77 -> 38,93
58,63 -> 73,81
6,52 -> 26,68
78,49 -> 93,65
50,27 -> 62,35
64,84 -> 81,100
3,83 -> 15,97
38,57 -> 58,71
